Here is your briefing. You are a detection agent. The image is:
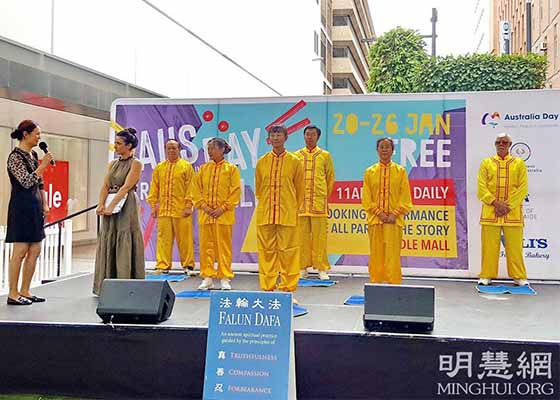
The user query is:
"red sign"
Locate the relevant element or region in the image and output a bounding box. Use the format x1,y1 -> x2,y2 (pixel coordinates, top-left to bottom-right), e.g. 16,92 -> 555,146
328,181 -> 363,204
409,178 -> 456,206
41,160 -> 69,223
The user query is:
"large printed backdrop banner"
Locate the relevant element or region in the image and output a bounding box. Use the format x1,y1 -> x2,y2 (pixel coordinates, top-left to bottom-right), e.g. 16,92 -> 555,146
111,91 -> 560,280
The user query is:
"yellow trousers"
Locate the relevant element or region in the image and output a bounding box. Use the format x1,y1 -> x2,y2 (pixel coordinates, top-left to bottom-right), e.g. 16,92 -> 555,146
156,216 -> 194,270
298,216 -> 330,271
199,224 -> 234,279
368,224 -> 403,284
480,225 -> 527,280
257,224 -> 300,292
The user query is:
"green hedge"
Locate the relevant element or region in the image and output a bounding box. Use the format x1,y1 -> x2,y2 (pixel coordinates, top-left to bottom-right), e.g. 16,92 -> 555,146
367,28 -> 548,93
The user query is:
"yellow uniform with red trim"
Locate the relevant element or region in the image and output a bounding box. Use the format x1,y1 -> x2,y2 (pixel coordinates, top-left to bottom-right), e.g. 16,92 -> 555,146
147,158 -> 195,270
362,161 -> 412,284
255,150 -> 304,292
192,160 -> 241,280
296,146 -> 335,272
478,154 -> 528,280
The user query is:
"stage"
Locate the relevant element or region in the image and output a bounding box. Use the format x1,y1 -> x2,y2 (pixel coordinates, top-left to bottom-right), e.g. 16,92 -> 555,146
0,272 -> 558,399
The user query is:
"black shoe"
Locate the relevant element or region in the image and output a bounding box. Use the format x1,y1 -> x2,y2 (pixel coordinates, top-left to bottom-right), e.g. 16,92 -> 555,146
7,296 -> 32,306
22,295 -> 46,303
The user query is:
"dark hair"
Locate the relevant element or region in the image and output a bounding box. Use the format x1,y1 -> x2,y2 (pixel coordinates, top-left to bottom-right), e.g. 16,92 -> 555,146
11,120 -> 39,141
303,124 -> 321,138
208,137 -> 232,154
376,137 -> 394,150
268,124 -> 288,137
116,128 -> 138,149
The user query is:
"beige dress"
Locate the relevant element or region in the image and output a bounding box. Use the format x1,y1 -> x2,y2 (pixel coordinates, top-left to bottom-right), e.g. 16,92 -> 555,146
93,157 -> 145,295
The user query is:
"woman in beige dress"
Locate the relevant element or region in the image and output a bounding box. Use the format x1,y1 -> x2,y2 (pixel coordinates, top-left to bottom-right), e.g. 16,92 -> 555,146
93,128 -> 145,295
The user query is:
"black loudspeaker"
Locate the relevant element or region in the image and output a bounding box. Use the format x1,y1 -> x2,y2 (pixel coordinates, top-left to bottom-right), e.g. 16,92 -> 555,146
363,283 -> 434,333
96,279 -> 175,324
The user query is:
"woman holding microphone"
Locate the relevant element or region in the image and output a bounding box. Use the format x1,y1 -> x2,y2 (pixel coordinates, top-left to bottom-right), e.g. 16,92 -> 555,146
6,120 -> 53,305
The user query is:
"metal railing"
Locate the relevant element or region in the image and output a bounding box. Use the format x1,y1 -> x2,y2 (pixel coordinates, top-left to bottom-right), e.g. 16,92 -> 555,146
0,204 -> 97,293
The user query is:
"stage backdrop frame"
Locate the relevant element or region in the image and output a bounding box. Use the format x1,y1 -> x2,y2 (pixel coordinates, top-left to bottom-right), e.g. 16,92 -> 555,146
110,90 -> 559,280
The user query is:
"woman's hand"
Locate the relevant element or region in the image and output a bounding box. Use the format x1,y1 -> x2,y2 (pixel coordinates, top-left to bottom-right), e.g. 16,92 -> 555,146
37,153 -> 54,175
96,204 -> 105,216
182,207 -> 193,217
103,205 -> 115,216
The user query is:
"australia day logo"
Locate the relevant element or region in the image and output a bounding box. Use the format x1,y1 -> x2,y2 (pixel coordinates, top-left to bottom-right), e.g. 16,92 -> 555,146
481,111 -> 500,128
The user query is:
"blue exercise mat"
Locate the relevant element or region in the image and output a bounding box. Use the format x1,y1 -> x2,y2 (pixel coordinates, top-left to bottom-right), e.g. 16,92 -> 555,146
298,278 -> 337,287
146,274 -> 186,282
293,304 -> 308,317
476,285 -> 536,295
344,295 -> 364,305
176,290 -> 212,298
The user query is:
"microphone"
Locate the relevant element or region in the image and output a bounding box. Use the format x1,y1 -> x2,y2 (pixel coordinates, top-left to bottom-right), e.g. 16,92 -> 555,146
38,142 -> 55,166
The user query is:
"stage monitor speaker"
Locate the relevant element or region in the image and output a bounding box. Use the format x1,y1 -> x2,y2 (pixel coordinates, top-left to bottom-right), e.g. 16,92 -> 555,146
363,283 -> 434,333
96,279 -> 175,324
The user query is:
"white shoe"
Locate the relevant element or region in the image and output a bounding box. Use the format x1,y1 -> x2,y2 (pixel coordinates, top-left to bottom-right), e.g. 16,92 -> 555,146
514,279 -> 530,286
198,278 -> 214,290
318,270 -> 330,280
220,279 -> 232,290
300,269 -> 309,279
478,278 -> 492,286
184,266 -> 198,276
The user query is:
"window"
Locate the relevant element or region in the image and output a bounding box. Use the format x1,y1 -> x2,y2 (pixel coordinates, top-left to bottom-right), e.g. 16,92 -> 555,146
333,78 -> 349,89
333,16 -> 349,26
555,24 -> 558,69
333,47 -> 349,57
314,31 -> 319,55
333,78 -> 358,93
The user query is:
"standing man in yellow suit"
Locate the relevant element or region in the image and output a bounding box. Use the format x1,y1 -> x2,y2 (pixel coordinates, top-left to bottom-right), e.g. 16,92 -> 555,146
477,133 -> 529,286
192,138 -> 241,290
297,125 -> 335,280
147,140 -> 196,275
255,125 -> 304,301
362,137 -> 412,284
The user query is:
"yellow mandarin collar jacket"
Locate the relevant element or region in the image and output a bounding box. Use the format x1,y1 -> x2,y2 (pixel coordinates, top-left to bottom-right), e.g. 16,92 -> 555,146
192,159 -> 241,225
255,150 -> 304,227
147,158 -> 194,218
296,146 -> 335,217
477,153 -> 528,227
362,161 -> 412,227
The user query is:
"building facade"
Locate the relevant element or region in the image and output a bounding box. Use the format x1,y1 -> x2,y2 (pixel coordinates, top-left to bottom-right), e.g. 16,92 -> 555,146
491,0 -> 560,87
325,0 -> 376,94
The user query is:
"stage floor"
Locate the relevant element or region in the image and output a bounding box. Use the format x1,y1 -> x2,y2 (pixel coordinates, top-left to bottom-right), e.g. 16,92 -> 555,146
0,272 -> 558,342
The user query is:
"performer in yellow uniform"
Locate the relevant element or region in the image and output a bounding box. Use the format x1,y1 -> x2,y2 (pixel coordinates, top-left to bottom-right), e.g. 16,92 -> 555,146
297,125 -> 335,280
362,137 -> 412,284
477,133 -> 529,286
147,140 -> 195,274
255,125 -> 304,300
193,138 -> 241,290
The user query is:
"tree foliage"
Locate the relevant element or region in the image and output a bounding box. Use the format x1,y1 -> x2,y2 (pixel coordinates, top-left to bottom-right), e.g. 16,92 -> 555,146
367,28 -> 548,93
366,27 -> 428,93
417,53 -> 547,92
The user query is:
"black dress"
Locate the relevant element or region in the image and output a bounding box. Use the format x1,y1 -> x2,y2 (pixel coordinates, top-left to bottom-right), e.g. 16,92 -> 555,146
5,148 -> 46,243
